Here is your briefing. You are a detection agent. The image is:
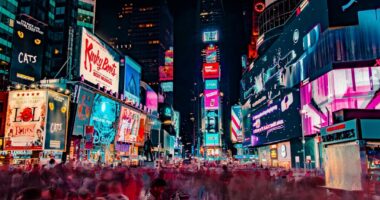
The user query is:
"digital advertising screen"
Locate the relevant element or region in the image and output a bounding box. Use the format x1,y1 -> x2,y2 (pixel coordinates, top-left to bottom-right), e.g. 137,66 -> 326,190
205,110 -> 218,133
204,90 -> 219,110
80,28 -> 120,92
124,56 -> 141,103
203,63 -> 220,79
10,15 -> 45,84
165,48 -> 173,66
4,90 -> 47,150
136,114 -> 146,146
203,30 -> 219,42
89,94 -> 120,145
204,133 -> 220,147
146,87 -> 158,112
72,87 -> 94,136
250,92 -> 301,146
116,106 -> 140,143
44,91 -> 69,151
204,45 -> 218,63
161,82 -> 173,92
205,79 -> 218,90
231,105 -> 243,143
159,66 -> 174,81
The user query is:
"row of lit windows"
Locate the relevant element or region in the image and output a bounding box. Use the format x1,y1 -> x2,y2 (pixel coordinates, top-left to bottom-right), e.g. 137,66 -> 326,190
139,7 -> 153,12
138,23 -> 155,28
148,40 -> 159,44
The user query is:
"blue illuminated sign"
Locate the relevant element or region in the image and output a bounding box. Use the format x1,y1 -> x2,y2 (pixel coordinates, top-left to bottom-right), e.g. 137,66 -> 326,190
204,133 -> 220,146
205,79 -> 218,90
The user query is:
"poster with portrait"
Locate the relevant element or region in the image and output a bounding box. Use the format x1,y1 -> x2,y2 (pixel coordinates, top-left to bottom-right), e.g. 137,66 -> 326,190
89,94 -> 120,145
72,87 -> 94,136
44,91 -> 69,151
4,90 -> 47,150
116,106 -> 140,143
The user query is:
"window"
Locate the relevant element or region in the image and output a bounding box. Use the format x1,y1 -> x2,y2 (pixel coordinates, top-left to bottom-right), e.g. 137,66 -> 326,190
56,7 -> 65,15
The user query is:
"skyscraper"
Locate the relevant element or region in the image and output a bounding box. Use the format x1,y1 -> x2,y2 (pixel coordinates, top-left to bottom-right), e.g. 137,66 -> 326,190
95,0 -> 173,90
0,0 -> 18,89
77,0 -> 96,32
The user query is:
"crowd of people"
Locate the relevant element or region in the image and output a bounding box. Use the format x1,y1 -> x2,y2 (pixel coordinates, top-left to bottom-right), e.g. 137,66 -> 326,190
0,158 -> 365,200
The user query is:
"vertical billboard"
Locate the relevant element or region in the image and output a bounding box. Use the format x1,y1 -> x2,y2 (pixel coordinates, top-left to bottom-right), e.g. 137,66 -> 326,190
203,63 -> 220,79
116,106 -> 140,143
204,45 -> 218,63
146,86 -> 158,112
159,66 -> 174,81
231,105 -> 243,143
10,15 -> 45,84
44,91 -> 69,151
4,90 -> 47,150
89,94 -> 119,145
72,87 -> 94,136
165,48 -> 173,66
80,28 -> 120,92
204,90 -> 219,110
136,114 -> 147,146
205,110 -> 218,133
124,56 -> 141,103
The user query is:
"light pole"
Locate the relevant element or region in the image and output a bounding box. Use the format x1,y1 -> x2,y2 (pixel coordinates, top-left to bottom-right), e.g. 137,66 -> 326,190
300,109 -> 307,173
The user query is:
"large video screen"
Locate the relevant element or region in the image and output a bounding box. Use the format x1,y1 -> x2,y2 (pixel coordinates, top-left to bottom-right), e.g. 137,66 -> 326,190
72,87 -> 94,136
124,56 -> 141,103
10,15 -> 45,84
250,92 -> 301,146
204,133 -> 220,147
204,90 -> 219,110
203,63 -> 220,79
89,94 -> 119,145
205,110 -> 218,133
116,106 -> 140,143
80,28 -> 120,92
159,66 -> 174,81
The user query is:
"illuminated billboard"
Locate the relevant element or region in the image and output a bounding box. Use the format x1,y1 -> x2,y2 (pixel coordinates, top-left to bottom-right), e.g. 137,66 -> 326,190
124,56 -> 141,103
203,63 -> 220,79
165,48 -> 173,66
205,110 -> 218,133
116,106 -> 140,143
159,66 -> 174,81
204,90 -> 219,110
146,86 -> 158,112
80,28 -> 120,92
204,133 -> 220,146
89,94 -> 120,145
4,90 -> 47,150
203,30 -> 219,42
44,91 -> 69,151
136,114 -> 146,146
204,45 -> 218,63
10,15 -> 45,84
72,87 -> 94,136
161,82 -> 173,92
205,79 -> 218,90
231,105 -> 243,143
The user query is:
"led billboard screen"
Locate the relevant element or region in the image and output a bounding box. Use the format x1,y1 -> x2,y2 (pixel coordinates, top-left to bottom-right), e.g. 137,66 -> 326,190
250,92 -> 301,146
203,30 -> 219,42
146,87 -> 158,112
159,66 -> 174,81
80,28 -> 120,92
89,94 -> 119,145
4,90 -> 47,150
124,56 -> 141,103
204,45 -> 218,63
205,110 -> 218,133
72,87 -> 94,136
165,48 -> 173,66
44,91 -> 69,151
205,79 -> 218,90
203,63 -> 220,79
10,15 -> 45,84
116,106 -> 140,143
161,82 -> 173,92
204,90 -> 219,110
204,133 -> 220,147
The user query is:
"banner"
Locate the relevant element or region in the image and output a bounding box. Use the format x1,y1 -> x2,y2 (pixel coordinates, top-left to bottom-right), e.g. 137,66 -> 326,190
44,91 -> 69,151
89,94 -> 119,145
205,110 -> 218,133
203,63 -> 220,79
231,105 -> 243,143
124,56 -> 141,103
159,66 -> 173,81
10,15 -> 45,84
204,90 -> 219,110
85,126 -> 94,149
136,114 -> 147,146
80,28 -> 120,92
204,133 -> 220,146
4,90 -> 47,150
204,45 -> 218,63
205,79 -> 218,90
72,87 -> 94,136
116,106 -> 140,143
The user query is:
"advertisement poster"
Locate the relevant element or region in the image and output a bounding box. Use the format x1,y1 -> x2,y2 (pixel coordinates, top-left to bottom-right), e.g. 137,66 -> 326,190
205,79 -> 218,90
85,126 -> 94,149
10,15 -> 45,84
80,28 -> 120,92
0,92 -> 9,137
89,94 -> 119,145
136,114 -> 147,146
73,87 -> 94,136
161,82 -> 173,92
146,87 -> 158,112
124,56 -> 141,103
204,133 -> 220,146
4,90 -> 47,150
204,45 -> 218,63
251,92 -> 301,146
159,66 -> 174,81
165,48 -> 173,66
204,90 -> 219,110
116,106 -> 140,143
203,30 -> 218,42
44,91 -> 69,151
203,63 -> 220,79
206,110 -> 218,133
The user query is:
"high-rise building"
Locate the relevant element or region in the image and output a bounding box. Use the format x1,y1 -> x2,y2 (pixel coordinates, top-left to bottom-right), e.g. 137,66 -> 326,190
95,0 -> 173,89
199,0 -> 223,29
77,0 -> 96,32
0,0 -> 18,88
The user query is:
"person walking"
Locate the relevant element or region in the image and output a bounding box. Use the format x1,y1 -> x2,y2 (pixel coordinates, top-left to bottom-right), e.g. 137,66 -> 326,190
144,136 -> 154,162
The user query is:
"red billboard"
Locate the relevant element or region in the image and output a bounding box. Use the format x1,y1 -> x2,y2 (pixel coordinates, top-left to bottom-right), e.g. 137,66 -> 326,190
203,63 -> 220,79
159,66 -> 174,81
